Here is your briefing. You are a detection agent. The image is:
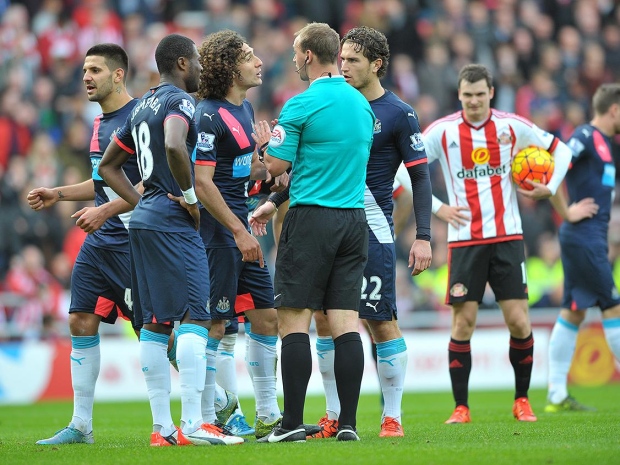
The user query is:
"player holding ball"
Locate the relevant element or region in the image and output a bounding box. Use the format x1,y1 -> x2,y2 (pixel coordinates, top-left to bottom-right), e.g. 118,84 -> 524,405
423,63 -> 595,424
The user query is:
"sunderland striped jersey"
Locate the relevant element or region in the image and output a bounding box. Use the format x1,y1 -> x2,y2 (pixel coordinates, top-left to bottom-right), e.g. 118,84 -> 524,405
423,109 -> 558,246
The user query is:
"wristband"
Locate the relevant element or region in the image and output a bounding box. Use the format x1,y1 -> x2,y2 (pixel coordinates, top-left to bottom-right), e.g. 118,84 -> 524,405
267,199 -> 279,212
258,142 -> 269,162
182,187 -> 198,205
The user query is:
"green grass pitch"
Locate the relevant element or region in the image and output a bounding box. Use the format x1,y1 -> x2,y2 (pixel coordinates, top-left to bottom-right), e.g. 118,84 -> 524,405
1,386 -> 619,465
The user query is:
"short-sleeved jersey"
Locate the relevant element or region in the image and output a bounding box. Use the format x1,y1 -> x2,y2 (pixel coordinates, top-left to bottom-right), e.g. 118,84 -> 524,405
560,123 -> 616,243
194,99 -> 255,248
114,83 -> 198,232
366,91 -> 426,243
88,99 -> 139,251
268,75 -> 374,209
423,109 -> 559,246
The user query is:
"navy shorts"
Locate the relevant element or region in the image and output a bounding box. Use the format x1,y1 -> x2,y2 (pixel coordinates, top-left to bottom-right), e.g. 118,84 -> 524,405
207,247 -> 274,321
560,237 -> 620,311
359,237 -> 397,321
70,242 -> 137,328
129,229 -> 210,325
447,240 -> 528,305
274,206 -> 368,311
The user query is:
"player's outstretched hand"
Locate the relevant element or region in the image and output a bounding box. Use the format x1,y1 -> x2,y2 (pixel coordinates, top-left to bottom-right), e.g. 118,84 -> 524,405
27,187 -> 56,210
72,206 -> 108,234
566,197 -> 599,223
249,201 -> 277,236
251,119 -> 272,150
234,230 -> 264,268
409,239 -> 432,276
436,204 -> 470,228
517,180 -> 552,200
167,193 -> 200,230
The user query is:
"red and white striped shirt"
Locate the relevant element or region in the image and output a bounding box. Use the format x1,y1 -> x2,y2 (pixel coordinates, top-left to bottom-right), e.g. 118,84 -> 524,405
424,109 -> 559,246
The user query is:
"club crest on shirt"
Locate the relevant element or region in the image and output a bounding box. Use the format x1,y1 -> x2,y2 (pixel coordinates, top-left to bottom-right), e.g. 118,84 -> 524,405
497,131 -> 512,145
216,296 -> 230,313
196,132 -> 216,152
450,283 -> 468,297
373,118 -> 382,134
270,125 -> 286,147
410,133 -> 424,151
179,98 -> 195,118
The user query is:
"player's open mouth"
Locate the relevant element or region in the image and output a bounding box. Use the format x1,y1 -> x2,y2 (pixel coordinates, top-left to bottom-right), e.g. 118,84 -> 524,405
86,85 -> 96,92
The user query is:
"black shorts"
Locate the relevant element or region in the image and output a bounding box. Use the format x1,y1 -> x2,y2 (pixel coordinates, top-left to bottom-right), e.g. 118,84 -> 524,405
446,240 -> 528,305
274,206 -> 368,311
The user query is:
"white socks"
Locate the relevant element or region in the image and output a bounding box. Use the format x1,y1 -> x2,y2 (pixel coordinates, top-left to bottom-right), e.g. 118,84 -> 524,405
140,329 -> 175,436
70,335 -> 100,433
376,338 -> 407,422
547,317 -> 579,404
177,325 -> 208,434
316,336 -> 339,420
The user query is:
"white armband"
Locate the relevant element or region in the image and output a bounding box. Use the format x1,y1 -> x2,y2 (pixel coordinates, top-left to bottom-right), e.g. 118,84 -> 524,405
182,187 -> 198,205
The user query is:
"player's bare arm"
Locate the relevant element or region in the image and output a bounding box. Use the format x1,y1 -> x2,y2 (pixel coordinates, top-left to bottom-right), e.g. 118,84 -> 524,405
163,114 -> 200,230
72,182 -> 144,234
193,164 -> 264,267
27,179 -> 96,210
99,139 -> 141,208
548,184 -> 599,223
249,200 -> 277,237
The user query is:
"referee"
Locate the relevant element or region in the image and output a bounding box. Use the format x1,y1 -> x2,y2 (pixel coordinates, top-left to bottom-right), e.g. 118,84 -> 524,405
259,22 -> 374,443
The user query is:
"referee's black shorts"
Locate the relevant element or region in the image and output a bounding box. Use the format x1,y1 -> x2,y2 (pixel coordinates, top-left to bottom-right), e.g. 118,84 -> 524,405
274,206 -> 368,311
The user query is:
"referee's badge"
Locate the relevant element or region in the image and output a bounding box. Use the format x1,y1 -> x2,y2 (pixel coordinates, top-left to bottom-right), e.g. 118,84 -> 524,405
270,125 -> 286,147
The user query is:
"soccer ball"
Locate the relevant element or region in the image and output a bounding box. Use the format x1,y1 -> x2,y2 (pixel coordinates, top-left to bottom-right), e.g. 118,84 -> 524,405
511,146 -> 554,191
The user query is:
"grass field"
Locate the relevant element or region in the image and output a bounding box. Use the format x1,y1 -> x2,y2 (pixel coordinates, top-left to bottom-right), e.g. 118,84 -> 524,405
1,385 -> 619,465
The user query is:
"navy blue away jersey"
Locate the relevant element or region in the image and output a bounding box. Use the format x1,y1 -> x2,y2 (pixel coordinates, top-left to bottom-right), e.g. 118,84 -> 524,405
87,98 -> 139,251
195,98 -> 255,248
364,90 -> 427,241
561,123 -> 616,242
115,84 -> 198,232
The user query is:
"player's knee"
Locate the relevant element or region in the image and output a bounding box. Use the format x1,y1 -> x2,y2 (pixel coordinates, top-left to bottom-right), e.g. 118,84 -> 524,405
367,320 -> 401,343
68,312 -> 101,336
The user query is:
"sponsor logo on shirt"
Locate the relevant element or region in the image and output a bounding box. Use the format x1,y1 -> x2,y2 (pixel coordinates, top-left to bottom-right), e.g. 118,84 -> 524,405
471,147 -> 490,164
233,152 -> 252,178
457,163 -> 508,179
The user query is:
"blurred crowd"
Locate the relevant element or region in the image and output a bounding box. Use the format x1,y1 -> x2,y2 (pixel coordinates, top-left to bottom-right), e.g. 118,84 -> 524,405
1,0 -> 620,340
